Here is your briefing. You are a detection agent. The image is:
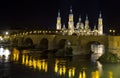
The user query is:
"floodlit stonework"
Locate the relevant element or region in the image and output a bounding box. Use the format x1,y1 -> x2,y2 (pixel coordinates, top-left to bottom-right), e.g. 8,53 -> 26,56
56,8 -> 103,36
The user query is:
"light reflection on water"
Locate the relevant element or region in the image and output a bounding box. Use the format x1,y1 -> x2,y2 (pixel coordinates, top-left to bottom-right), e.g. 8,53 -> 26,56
91,44 -> 104,62
10,48 -> 118,78
0,46 -> 11,62
1,47 -> 119,78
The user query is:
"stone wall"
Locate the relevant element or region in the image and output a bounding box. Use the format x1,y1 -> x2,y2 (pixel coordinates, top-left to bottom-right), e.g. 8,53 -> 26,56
11,34 -> 120,56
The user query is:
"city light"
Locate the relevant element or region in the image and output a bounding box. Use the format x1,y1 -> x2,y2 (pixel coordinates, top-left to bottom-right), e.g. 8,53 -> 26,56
0,47 -> 11,61
5,31 -> 9,35
0,0 -> 120,78
0,36 -> 3,41
109,29 -> 116,35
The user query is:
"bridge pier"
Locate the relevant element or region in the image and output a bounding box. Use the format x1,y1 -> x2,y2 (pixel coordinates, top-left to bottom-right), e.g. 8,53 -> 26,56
108,36 -> 120,58
48,41 -> 54,50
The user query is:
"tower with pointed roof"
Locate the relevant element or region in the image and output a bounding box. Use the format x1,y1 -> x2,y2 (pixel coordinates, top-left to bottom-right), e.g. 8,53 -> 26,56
68,6 -> 74,35
85,15 -> 89,30
56,10 -> 61,30
76,15 -> 81,29
98,12 -> 103,35
55,8 -> 104,36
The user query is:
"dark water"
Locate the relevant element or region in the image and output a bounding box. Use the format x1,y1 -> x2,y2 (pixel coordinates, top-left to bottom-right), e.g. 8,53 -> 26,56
0,48 -> 120,78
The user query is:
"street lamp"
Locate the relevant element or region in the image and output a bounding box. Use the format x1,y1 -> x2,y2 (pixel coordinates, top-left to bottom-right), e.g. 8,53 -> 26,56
109,29 -> 115,35
5,31 -> 9,35
113,30 -> 115,35
109,29 -> 112,33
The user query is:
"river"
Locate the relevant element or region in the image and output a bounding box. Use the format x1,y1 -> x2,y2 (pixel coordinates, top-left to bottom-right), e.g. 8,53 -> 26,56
0,46 -> 120,78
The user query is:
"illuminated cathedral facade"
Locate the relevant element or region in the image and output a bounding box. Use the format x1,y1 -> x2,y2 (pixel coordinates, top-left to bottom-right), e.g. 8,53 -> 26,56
56,7 -> 103,36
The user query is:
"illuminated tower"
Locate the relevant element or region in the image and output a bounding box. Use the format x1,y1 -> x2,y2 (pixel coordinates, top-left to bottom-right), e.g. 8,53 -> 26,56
85,15 -> 89,30
76,15 -> 81,29
56,10 -> 61,30
78,15 -> 81,23
98,12 -> 103,35
68,7 -> 74,35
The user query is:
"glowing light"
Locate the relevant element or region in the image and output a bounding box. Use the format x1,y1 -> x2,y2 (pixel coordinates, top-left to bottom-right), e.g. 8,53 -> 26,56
72,67 -> 75,77
5,31 -> 9,35
112,30 -> 115,33
59,67 -> 62,75
22,54 -> 25,64
95,70 -> 100,78
0,47 -> 10,61
30,31 -> 32,34
12,48 -> 19,61
83,70 -> 86,78
108,71 -> 113,78
54,63 -> 58,73
33,59 -> 37,70
28,57 -> 33,67
0,36 -> 3,41
34,31 -> 37,33
44,62 -> 48,72
42,60 -> 45,69
79,72 -> 82,78
25,55 -> 29,65
37,60 -> 42,71
56,31 -> 58,33
63,66 -> 66,75
91,70 -> 101,78
91,71 -> 95,78
54,59 -> 59,73
68,69 -> 72,78
4,49 -> 10,59
0,47 -> 4,56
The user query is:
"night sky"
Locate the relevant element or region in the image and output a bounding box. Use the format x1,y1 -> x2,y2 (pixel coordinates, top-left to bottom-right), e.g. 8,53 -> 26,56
0,0 -> 120,33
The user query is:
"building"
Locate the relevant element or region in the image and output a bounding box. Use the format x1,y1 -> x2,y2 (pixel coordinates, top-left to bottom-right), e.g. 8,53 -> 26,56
56,7 -> 103,36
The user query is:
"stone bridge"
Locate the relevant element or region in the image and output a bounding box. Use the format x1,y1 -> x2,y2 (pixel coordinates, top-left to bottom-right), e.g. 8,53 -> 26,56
10,34 -> 120,56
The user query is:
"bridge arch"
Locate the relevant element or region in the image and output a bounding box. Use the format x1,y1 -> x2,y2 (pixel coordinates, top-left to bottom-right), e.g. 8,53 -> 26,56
58,39 -> 72,49
87,41 -> 105,54
24,37 -> 33,47
58,39 -> 67,49
39,38 -> 48,50
72,33 -> 78,36
12,38 -> 18,46
87,41 -> 101,49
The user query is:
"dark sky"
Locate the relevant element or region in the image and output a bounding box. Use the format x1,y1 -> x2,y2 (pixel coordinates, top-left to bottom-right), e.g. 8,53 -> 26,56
0,0 -> 120,33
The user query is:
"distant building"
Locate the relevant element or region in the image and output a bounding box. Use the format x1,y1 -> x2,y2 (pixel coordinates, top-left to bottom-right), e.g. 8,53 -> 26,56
56,7 -> 103,36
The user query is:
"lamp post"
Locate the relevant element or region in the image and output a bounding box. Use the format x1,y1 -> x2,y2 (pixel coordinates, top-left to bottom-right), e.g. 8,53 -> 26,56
109,29 -> 115,36
113,30 -> 115,35
4,31 -> 10,43
5,32 -> 9,35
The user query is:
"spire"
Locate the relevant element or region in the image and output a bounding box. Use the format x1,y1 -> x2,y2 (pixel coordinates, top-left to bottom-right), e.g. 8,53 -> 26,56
98,11 -> 103,35
56,9 -> 61,30
94,25 -> 96,30
99,11 -> 102,18
62,24 -> 66,29
58,10 -> 60,17
78,15 -> 81,22
85,15 -> 88,20
85,14 -> 89,30
70,6 -> 73,14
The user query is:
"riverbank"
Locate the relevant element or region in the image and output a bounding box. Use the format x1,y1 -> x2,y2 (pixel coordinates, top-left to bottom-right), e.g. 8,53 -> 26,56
98,52 -> 120,63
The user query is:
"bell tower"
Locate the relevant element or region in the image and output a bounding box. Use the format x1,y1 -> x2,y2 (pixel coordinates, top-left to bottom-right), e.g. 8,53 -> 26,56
68,6 -> 74,35
98,12 -> 103,35
56,10 -> 61,30
85,15 -> 89,30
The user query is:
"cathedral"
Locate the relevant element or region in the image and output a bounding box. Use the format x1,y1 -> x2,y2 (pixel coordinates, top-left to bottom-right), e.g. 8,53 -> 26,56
56,7 -> 103,36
